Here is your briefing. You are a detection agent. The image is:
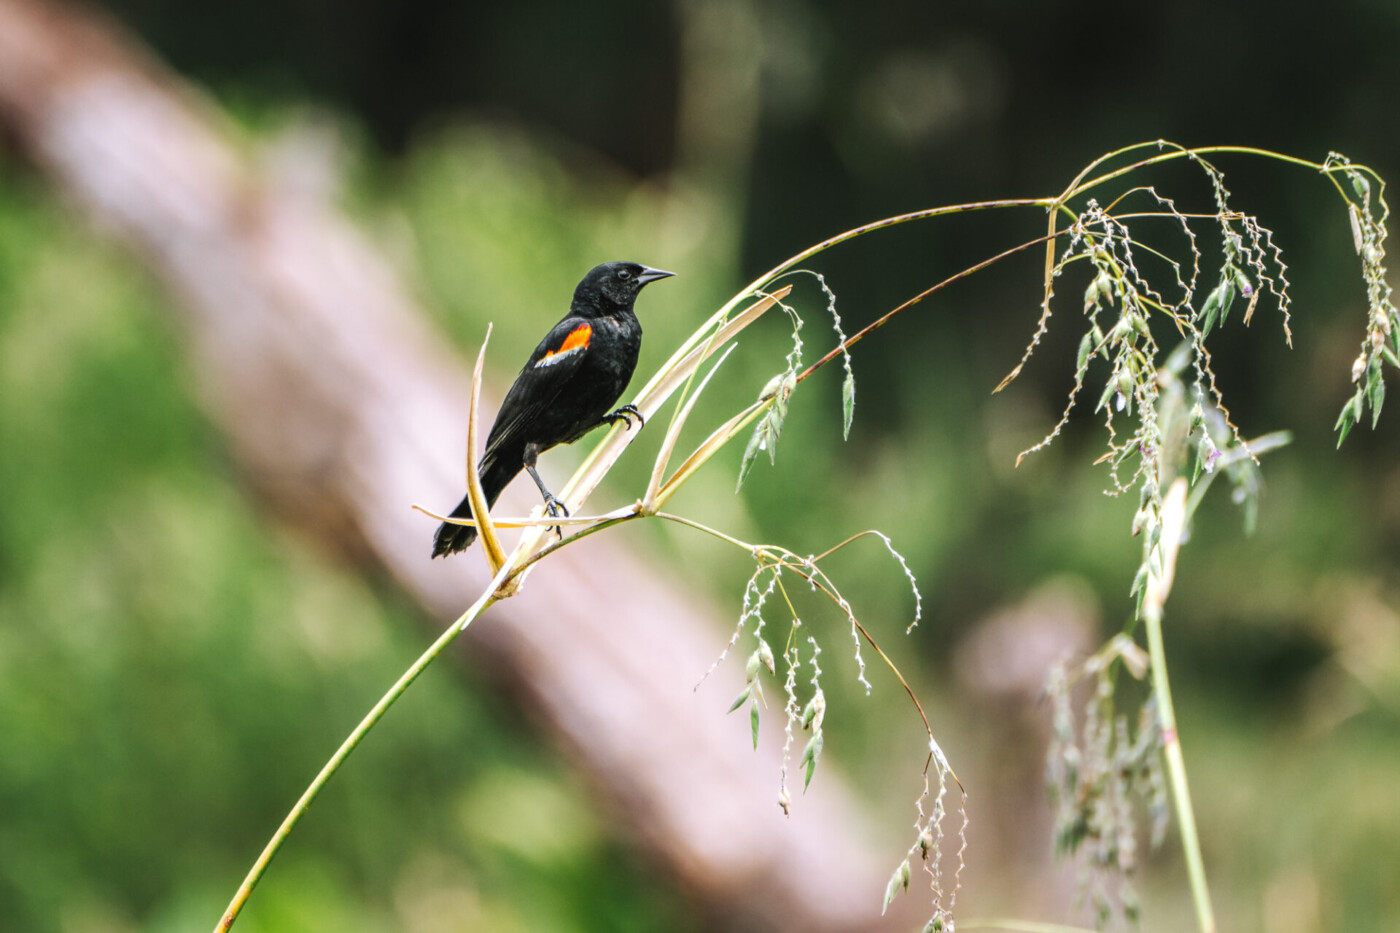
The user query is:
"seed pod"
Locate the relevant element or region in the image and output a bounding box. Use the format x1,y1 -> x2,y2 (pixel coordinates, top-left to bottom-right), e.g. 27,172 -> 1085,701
1131,506 -> 1151,537
1083,278 -> 1101,313
1349,204 -> 1365,254
1131,312 -> 1152,340
1077,330 -> 1095,371
758,639 -> 775,674
801,689 -> 826,731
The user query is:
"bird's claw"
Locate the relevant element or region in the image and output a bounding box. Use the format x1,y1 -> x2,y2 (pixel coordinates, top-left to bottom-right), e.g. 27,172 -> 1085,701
603,404 -> 645,431
544,494 -> 570,539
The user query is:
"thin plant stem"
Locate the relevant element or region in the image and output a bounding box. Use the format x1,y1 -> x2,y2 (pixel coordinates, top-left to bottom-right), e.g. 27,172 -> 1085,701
1141,478 -> 1216,933
798,230 -> 1060,383
214,578 -> 507,932
1144,607 -> 1214,933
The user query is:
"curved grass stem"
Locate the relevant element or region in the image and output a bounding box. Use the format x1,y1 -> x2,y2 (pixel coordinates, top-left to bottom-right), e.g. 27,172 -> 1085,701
214,572 -> 508,932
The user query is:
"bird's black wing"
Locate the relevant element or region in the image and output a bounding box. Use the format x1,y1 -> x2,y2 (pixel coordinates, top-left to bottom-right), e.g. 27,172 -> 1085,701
481,315 -> 595,461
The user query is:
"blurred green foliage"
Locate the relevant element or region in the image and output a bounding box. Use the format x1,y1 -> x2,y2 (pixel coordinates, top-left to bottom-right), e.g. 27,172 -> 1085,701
4,1 -> 1400,929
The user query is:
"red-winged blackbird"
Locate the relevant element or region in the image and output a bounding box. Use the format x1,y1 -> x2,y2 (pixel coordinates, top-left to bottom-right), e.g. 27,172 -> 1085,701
432,261 -> 675,557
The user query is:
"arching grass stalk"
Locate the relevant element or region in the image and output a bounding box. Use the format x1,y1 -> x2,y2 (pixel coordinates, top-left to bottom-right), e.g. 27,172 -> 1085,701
219,142 -> 1396,932
214,573 -> 510,931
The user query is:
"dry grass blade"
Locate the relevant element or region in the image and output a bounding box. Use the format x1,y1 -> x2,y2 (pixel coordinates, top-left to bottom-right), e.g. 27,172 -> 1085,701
466,324 -> 507,576
654,285 -> 794,418
643,343 -> 738,509
652,398 -> 770,511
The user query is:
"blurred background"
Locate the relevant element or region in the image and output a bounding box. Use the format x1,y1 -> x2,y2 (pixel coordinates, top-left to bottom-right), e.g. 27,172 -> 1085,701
1,0 -> 1398,931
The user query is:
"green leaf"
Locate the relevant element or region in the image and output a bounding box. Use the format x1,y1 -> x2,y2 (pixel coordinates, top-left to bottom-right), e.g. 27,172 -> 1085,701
1199,276 -> 1236,339
750,703 -> 760,750
1335,393 -> 1359,447
1370,373 -> 1386,428
881,859 -> 911,914
800,732 -> 824,790
1076,330 -> 1094,372
1198,283 -> 1222,338
841,371 -> 856,440
727,687 -> 751,713
735,419 -> 766,491
1095,378 -> 1119,414
1130,562 -> 1149,598
1217,277 -> 1237,325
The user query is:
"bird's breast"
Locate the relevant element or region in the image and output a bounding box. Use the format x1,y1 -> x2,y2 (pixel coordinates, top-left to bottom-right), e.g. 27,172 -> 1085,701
587,314 -> 641,373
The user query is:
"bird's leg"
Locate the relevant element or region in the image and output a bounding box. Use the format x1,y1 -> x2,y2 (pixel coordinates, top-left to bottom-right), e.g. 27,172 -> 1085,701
600,403 -> 645,430
523,443 -> 568,538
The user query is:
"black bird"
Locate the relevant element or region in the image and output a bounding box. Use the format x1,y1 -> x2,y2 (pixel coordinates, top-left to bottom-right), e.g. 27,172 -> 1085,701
433,261 -> 675,557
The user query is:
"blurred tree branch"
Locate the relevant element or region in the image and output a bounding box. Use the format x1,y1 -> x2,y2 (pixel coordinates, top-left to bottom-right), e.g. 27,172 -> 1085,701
0,0 -> 915,929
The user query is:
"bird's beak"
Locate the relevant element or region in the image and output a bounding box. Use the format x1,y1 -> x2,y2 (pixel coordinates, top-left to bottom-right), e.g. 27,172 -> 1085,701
637,267 -> 676,285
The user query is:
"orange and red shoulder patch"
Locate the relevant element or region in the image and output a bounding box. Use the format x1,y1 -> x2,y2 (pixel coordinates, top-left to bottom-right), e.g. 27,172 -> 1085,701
538,323 -> 591,367
557,323 -> 591,353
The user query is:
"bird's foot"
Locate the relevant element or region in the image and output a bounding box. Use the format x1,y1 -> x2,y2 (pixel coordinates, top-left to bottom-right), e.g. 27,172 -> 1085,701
543,494 -> 570,539
602,404 -> 645,431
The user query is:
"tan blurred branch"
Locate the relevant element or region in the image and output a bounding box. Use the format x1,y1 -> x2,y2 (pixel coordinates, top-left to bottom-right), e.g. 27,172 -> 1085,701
0,0 -> 911,929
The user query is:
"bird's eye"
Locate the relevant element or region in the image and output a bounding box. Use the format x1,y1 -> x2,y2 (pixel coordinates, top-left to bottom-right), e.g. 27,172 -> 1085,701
617,269 -> 632,280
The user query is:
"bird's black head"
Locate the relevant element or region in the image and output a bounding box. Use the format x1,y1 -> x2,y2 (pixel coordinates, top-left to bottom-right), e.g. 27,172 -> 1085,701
573,261 -> 675,315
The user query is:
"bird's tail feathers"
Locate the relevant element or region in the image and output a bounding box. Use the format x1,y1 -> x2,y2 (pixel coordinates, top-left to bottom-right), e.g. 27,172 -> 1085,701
431,454 -> 522,558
